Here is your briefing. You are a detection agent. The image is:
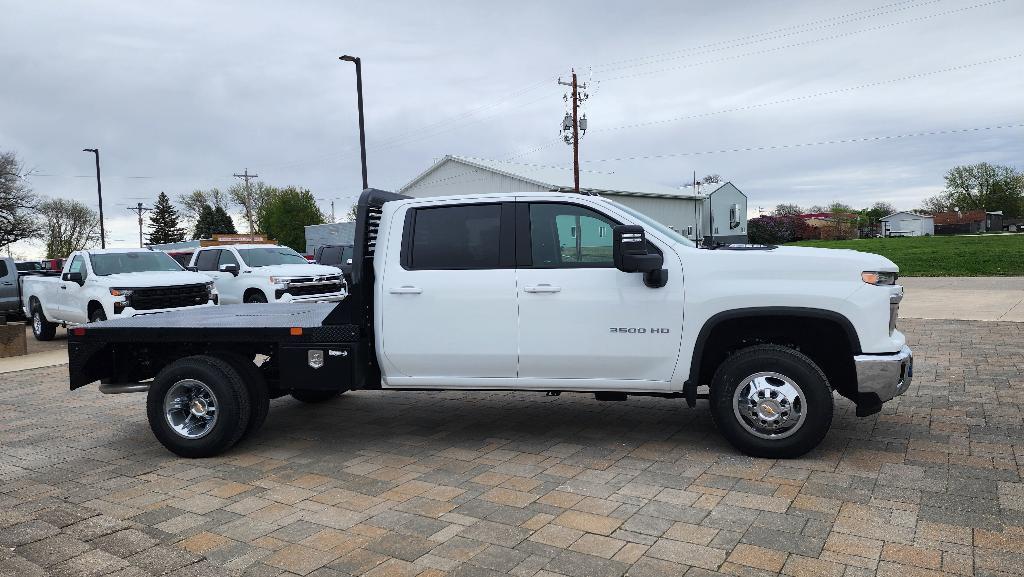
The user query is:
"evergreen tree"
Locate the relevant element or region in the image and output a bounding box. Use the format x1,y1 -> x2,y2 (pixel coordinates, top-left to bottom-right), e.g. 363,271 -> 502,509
192,204 -> 237,239
147,192 -> 186,245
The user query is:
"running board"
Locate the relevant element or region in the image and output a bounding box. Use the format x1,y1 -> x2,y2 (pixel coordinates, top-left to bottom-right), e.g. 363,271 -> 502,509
99,382 -> 150,394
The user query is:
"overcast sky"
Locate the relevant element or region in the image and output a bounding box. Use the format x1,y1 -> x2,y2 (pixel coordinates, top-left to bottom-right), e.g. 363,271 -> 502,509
3,0 -> 1022,255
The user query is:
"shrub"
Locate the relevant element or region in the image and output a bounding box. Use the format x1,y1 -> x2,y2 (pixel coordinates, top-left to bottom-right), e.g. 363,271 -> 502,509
747,215 -> 810,244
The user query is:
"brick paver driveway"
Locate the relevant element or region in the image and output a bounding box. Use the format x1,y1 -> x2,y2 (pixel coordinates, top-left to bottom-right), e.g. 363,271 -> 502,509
2,319 -> 1022,577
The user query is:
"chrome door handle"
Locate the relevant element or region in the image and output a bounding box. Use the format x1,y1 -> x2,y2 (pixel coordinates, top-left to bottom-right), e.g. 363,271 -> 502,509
524,284 -> 561,293
60,285 -> 67,290
389,286 -> 422,294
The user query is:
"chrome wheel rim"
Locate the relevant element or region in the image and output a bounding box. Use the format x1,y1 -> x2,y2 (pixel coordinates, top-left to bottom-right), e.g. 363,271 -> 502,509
163,379 -> 219,439
33,312 -> 41,334
732,372 -> 807,440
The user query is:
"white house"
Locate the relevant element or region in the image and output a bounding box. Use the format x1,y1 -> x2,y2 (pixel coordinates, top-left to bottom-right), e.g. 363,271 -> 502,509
880,211 -> 935,237
398,155 -> 749,244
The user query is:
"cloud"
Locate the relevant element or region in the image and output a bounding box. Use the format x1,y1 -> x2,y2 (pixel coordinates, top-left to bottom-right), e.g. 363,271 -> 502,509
2,0 -> 1022,255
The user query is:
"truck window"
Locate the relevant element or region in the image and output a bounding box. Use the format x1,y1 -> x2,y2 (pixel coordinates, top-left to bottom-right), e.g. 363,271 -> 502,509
195,250 -> 220,271
236,247 -> 308,267
68,255 -> 88,280
341,246 -> 354,262
218,250 -> 239,268
0,260 -> 8,277
407,204 -> 501,270
90,252 -> 183,276
529,203 -> 616,267
319,246 -> 342,265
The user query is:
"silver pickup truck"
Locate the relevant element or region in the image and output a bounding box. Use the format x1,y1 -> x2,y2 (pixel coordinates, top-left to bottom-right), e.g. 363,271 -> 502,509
1,257 -> 23,320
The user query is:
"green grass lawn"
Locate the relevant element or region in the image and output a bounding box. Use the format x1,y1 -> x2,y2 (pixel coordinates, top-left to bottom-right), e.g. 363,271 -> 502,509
787,234 -> 1024,276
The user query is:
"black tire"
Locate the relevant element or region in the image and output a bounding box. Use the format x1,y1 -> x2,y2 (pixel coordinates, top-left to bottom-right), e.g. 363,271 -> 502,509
244,291 -> 268,303
290,390 -> 342,403
709,344 -> 833,459
89,307 -> 107,322
146,355 -> 252,458
217,352 -> 270,438
31,304 -> 57,341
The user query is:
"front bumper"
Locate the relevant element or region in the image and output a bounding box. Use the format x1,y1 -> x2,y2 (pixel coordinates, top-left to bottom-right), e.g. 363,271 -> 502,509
113,302 -> 215,318
275,290 -> 347,304
852,344 -> 913,415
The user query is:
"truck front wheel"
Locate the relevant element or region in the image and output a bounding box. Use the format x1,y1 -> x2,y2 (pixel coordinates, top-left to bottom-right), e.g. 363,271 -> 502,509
709,345 -> 833,459
31,305 -> 57,341
146,356 -> 252,458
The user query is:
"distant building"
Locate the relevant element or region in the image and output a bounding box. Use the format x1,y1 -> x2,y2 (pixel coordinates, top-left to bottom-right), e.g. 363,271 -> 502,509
932,210 -> 1003,235
879,212 -> 934,237
397,155 -> 749,244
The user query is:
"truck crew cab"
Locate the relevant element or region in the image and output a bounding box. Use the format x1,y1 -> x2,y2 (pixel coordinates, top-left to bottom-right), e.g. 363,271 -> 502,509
69,189 -> 912,459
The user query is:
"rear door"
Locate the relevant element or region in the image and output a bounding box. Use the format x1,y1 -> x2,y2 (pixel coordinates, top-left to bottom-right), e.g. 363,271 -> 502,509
379,202 -> 518,382
516,201 -> 685,386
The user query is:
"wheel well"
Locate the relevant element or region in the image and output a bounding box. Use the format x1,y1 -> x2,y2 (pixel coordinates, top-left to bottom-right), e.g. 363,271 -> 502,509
88,300 -> 104,317
692,314 -> 858,400
243,288 -> 265,300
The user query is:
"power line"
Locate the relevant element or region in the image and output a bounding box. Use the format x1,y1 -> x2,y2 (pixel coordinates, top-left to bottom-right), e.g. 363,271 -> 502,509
597,0 -> 1007,82
598,53 -> 1024,134
583,122 -> 1024,163
593,0 -> 941,71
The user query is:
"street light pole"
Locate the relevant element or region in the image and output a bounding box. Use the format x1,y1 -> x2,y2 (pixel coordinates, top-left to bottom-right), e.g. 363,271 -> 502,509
82,148 -> 105,249
339,55 -> 368,190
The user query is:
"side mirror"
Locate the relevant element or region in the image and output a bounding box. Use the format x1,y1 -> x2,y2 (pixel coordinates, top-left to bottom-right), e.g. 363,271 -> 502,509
612,225 -> 668,288
218,263 -> 240,276
186,266 -> 199,272
63,271 -> 84,285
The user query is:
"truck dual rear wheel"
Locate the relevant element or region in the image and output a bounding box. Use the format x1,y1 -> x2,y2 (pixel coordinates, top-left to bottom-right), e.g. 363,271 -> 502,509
31,304 -> 57,341
710,345 -> 833,459
146,356 -> 252,458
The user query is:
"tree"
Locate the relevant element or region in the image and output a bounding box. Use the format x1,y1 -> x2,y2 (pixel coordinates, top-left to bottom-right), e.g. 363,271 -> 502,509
747,215 -> 810,244
700,174 -> 722,185
919,195 -> 950,214
228,181 -> 276,234
773,203 -> 803,216
344,203 -> 357,222
192,204 -> 237,240
942,163 -> 1023,217
147,192 -> 186,245
0,151 -> 40,249
178,188 -> 230,225
36,198 -> 100,259
861,201 -> 896,236
258,187 -> 324,252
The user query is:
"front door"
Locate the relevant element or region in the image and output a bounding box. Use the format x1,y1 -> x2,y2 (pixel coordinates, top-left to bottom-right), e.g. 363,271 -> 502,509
60,255 -> 90,323
0,260 -> 17,313
195,249 -> 239,304
516,202 -> 685,385
379,202 -> 517,383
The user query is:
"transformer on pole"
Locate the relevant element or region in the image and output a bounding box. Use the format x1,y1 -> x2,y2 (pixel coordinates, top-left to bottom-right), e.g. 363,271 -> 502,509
557,70 -> 588,194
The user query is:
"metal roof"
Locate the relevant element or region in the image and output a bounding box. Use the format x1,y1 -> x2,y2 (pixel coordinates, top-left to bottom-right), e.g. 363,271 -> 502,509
400,155 -> 704,200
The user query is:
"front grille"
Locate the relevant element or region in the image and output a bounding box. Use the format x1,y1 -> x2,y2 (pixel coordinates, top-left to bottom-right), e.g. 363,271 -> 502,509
277,282 -> 344,298
130,284 -> 209,311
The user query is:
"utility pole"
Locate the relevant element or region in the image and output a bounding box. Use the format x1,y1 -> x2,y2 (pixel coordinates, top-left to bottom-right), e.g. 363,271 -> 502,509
330,200 -> 336,223
126,202 -> 152,247
232,168 -> 258,233
82,148 -> 105,248
339,55 -> 369,190
558,70 -> 588,194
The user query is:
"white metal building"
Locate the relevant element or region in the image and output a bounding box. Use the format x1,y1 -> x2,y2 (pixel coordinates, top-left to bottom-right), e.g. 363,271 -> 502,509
880,211 -> 935,237
399,155 -> 748,243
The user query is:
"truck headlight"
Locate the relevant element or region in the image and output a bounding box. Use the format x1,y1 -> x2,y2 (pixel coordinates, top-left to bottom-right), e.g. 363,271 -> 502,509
861,271 -> 898,286
268,276 -> 292,285
109,288 -> 133,298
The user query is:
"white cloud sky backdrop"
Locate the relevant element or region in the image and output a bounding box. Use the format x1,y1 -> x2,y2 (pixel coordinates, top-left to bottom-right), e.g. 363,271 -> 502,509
2,0 -> 1022,255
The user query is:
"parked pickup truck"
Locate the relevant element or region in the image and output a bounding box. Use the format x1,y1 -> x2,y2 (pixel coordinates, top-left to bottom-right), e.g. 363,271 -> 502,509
313,244 -> 355,283
69,189 -> 912,459
188,244 -> 347,304
23,248 -> 217,340
1,257 -> 24,320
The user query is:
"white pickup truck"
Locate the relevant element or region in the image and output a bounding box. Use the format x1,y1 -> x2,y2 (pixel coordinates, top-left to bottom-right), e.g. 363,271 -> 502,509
70,190 -> 911,459
22,248 -> 216,340
187,244 -> 347,304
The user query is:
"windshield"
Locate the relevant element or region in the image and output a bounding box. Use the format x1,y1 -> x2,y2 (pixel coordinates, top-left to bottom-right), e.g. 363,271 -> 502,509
16,262 -> 43,271
606,199 -> 696,247
237,247 -> 309,267
90,252 -> 185,276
